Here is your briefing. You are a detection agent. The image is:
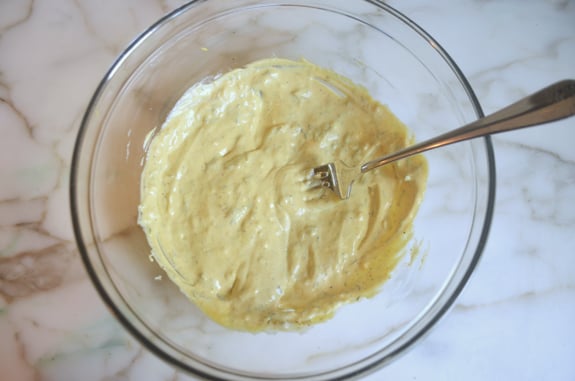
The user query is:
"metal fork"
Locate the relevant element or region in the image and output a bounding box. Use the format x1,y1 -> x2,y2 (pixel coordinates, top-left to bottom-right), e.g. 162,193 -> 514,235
312,79 -> 575,199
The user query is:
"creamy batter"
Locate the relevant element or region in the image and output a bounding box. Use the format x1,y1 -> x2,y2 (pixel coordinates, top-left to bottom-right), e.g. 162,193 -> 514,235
138,58 -> 427,332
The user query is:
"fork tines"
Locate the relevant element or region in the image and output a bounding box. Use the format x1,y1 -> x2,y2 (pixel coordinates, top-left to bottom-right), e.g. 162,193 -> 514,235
311,163 -> 337,192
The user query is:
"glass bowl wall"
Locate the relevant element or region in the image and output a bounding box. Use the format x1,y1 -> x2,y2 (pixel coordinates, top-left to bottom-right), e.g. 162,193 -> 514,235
71,1 -> 495,379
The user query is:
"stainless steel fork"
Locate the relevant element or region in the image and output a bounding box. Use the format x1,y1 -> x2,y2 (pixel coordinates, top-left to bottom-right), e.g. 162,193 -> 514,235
312,79 -> 575,199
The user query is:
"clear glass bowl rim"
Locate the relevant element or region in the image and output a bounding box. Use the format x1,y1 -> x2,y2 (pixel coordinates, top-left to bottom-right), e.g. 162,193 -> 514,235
70,1 -> 496,380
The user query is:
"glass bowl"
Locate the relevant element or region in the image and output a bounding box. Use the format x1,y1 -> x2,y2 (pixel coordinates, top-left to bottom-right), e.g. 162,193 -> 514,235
70,0 -> 495,380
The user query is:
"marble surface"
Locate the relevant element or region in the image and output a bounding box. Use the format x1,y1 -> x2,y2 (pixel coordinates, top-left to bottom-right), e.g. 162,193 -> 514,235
1,0 -> 574,380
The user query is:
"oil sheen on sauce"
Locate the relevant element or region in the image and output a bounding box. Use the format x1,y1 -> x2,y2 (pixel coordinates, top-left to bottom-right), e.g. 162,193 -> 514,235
138,58 -> 428,332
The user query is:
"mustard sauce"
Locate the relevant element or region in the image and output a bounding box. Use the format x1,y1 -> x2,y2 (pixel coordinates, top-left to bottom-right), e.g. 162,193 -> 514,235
138,58 -> 427,332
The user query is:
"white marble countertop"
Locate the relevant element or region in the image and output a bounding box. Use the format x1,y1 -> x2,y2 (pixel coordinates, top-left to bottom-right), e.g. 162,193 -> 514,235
1,0 -> 574,380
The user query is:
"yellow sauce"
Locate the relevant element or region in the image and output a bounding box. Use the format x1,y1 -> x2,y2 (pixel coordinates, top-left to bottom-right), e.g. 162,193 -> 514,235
138,58 -> 427,332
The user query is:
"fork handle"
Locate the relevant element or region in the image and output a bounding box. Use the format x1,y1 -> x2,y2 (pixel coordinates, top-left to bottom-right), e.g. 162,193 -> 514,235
361,79 -> 575,173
